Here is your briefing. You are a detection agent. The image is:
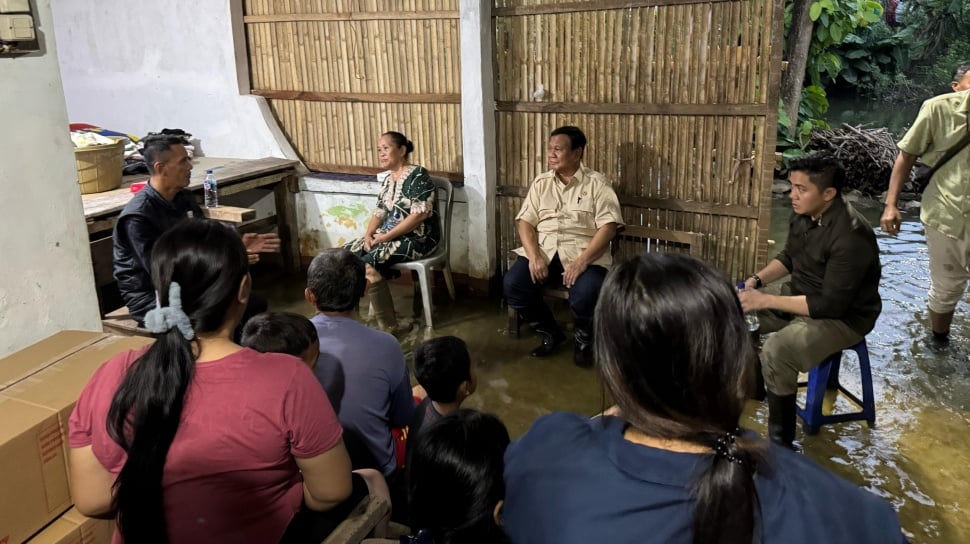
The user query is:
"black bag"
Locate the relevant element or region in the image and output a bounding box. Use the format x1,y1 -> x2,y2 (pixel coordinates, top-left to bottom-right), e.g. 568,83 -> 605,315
913,162 -> 936,192
913,131 -> 970,192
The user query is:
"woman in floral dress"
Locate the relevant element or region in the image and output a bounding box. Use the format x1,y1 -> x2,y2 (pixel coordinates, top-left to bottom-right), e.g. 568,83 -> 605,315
345,131 -> 440,329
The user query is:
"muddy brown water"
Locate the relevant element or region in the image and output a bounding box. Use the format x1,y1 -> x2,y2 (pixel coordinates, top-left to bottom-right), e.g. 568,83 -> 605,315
267,197 -> 968,543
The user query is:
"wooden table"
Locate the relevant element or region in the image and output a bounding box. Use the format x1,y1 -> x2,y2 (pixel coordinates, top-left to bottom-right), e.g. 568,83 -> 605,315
82,156 -> 302,273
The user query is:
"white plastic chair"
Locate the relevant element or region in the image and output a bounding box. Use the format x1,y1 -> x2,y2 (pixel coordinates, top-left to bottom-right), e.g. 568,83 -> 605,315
391,177 -> 456,329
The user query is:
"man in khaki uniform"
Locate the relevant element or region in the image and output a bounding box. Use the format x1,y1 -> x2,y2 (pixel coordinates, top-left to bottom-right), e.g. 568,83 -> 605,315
881,61 -> 970,343
504,126 -> 624,367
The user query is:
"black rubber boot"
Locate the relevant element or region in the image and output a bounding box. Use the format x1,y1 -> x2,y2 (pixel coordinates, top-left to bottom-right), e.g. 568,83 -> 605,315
766,392 -> 797,450
751,355 -> 767,401
519,305 -> 565,357
573,318 -> 594,368
530,327 -> 567,357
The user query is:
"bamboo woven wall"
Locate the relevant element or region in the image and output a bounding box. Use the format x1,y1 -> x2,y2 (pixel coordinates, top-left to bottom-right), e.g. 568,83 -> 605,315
244,1 -> 464,178
494,0 -> 783,279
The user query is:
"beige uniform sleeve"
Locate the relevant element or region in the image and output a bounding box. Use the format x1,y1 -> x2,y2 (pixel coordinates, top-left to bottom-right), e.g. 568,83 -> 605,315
594,183 -> 624,229
515,177 -> 543,227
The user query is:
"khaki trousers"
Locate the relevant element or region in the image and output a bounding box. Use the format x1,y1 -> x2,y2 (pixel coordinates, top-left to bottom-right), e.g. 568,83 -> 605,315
757,283 -> 863,396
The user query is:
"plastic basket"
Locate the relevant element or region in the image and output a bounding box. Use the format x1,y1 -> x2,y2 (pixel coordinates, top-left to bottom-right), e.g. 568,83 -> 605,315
75,139 -> 124,194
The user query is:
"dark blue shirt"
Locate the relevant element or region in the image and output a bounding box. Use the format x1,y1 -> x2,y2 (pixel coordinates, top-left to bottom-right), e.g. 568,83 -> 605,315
503,412 -> 905,544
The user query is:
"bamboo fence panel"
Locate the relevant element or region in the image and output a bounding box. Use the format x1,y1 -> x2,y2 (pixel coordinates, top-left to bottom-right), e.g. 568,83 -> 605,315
243,1 -> 463,177
494,0 -> 781,279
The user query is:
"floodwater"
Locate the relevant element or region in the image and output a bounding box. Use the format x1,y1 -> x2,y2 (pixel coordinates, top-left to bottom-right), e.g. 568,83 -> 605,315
266,197 -> 969,543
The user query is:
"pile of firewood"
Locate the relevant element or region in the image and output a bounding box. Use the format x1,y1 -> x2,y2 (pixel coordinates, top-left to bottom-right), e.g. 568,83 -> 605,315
802,124 -> 916,197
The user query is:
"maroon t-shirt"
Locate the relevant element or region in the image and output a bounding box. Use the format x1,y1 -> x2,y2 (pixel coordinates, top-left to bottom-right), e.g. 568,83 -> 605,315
69,347 -> 342,543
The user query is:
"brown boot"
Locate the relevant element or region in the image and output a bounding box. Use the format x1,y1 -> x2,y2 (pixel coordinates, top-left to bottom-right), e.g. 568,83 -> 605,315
367,280 -> 399,332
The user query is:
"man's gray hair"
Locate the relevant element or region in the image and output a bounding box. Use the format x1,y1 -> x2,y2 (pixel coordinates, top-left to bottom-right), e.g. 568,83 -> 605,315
952,61 -> 970,84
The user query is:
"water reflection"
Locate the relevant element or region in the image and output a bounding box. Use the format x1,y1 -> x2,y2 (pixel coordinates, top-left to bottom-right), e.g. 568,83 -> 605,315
268,197 -> 968,543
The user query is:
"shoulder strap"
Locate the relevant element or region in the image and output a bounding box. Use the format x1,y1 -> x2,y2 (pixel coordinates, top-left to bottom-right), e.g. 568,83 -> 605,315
929,129 -> 970,174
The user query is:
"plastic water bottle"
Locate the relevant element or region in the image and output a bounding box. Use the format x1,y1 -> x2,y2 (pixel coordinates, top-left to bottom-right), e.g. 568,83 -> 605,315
737,282 -> 760,332
203,169 -> 218,208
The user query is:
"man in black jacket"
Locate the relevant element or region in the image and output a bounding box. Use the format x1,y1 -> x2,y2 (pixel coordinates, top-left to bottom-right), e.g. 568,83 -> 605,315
113,135 -> 278,324
739,155 -> 882,449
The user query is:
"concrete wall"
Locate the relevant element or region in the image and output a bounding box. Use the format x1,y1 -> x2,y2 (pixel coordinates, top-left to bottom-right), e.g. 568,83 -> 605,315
298,178 -> 470,275
0,0 -> 102,357
50,0 -> 294,160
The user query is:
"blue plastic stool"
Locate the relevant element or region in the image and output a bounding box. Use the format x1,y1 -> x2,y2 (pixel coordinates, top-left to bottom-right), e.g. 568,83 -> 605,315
796,339 -> 876,435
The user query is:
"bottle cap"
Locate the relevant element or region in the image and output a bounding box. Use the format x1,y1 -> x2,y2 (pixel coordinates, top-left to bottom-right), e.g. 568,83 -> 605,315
205,169 -> 213,174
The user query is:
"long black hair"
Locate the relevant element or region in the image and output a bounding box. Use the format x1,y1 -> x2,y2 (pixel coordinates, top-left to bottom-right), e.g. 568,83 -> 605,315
408,409 -> 511,544
594,252 -> 765,544
106,219 -> 248,543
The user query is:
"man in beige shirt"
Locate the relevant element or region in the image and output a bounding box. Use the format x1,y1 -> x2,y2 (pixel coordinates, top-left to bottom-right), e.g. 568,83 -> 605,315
881,61 -> 970,343
504,126 -> 624,367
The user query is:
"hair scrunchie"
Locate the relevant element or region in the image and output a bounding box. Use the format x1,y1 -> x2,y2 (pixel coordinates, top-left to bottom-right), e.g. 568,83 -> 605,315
712,426 -> 746,467
144,282 -> 195,340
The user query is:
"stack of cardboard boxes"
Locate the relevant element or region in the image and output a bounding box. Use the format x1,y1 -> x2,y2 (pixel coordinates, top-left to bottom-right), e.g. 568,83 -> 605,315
0,331 -> 153,544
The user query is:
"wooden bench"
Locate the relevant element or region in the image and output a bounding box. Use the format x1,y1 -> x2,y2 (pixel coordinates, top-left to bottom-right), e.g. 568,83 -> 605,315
101,307 -> 153,338
507,227 -> 705,337
322,495 -> 390,544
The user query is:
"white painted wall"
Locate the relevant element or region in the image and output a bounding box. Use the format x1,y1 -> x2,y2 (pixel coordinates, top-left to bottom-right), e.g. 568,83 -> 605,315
460,0 -> 497,280
298,178 -> 470,275
50,0 -> 296,160
0,0 -> 101,357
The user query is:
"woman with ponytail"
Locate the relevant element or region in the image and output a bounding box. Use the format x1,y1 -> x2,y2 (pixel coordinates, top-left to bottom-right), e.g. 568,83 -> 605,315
502,252 -> 906,543
68,219 -> 385,543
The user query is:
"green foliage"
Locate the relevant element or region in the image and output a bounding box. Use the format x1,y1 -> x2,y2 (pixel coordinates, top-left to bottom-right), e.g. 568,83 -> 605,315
911,38 -> 970,90
832,21 -> 909,93
897,0 -> 970,62
777,85 -> 829,153
805,0 -> 884,86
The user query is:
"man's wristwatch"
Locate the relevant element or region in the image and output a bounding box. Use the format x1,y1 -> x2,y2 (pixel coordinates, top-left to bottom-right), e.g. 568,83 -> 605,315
747,274 -> 763,289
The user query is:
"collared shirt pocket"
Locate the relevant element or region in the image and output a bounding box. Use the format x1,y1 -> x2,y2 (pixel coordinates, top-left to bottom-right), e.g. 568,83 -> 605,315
565,191 -> 596,229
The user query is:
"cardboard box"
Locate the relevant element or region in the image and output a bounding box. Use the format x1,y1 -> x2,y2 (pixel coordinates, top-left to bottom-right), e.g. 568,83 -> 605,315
0,396 -> 71,544
25,507 -> 113,544
61,508 -> 113,544
0,331 -> 104,392
0,333 -> 152,544
5,335 -> 154,476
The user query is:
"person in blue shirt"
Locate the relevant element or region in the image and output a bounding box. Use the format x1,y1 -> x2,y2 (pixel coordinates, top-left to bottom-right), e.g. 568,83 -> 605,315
502,252 -> 907,544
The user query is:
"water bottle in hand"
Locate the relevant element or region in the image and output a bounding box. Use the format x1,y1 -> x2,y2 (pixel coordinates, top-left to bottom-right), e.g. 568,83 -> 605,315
203,169 -> 218,208
737,281 -> 760,332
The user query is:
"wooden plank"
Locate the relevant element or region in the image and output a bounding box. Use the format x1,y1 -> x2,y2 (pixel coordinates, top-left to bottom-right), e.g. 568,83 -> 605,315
495,101 -> 766,116
274,174 -> 302,274
86,217 -> 117,235
497,185 -> 759,219
217,173 -> 288,197
90,237 -> 115,288
244,11 -> 459,23
493,0 -> 736,17
82,157 -> 299,219
321,496 -> 390,544
236,215 -> 279,233
201,206 -> 257,223
619,226 -> 702,248
305,162 -> 464,182
252,90 -> 461,104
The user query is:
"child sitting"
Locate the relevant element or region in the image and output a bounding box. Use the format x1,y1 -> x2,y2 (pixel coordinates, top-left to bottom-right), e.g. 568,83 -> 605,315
406,336 -> 476,458
240,311 -> 320,369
